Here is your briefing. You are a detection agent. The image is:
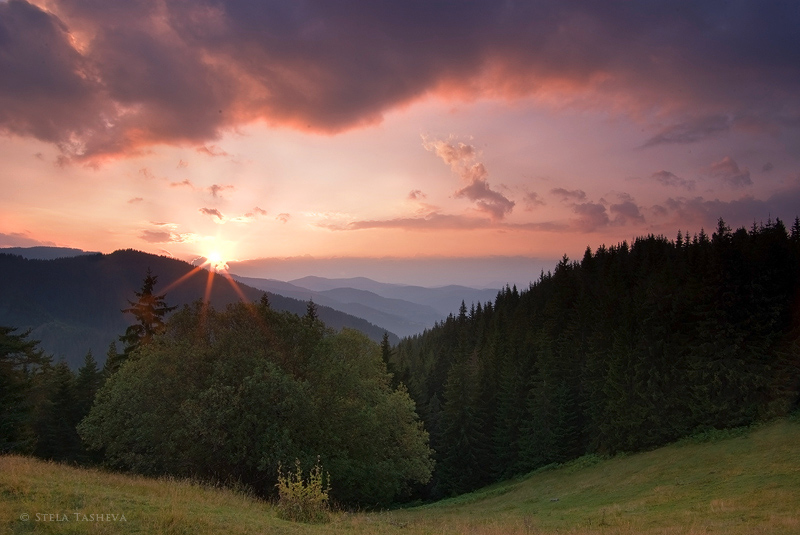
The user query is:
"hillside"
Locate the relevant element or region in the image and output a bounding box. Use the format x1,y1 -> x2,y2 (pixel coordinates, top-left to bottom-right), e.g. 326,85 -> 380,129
392,219 -> 800,498
2,418 -> 799,534
0,249 -> 395,367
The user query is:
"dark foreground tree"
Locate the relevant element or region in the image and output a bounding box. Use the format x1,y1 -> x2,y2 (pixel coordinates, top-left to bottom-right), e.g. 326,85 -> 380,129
79,301 -> 432,506
0,326 -> 49,453
108,269 -> 176,374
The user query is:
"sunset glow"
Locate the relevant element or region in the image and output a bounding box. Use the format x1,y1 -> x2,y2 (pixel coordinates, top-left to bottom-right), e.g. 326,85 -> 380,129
1,1 -> 798,286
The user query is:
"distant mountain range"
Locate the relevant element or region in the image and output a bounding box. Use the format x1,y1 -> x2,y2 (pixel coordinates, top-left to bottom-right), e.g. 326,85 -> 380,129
0,246 -> 102,260
0,247 -> 502,368
0,249 -> 397,367
234,275 -> 499,338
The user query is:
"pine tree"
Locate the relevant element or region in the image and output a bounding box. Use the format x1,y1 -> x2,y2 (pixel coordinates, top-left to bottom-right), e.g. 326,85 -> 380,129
118,269 -> 176,361
32,360 -> 82,461
0,326 -> 48,453
380,332 -> 392,366
75,351 -> 103,419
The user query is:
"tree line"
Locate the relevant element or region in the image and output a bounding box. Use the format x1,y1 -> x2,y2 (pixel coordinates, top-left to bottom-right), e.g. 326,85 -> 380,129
390,218 -> 800,498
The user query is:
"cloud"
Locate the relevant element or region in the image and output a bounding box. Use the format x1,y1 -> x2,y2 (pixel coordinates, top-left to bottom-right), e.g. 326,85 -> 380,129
551,188 -> 587,202
322,212 -> 494,231
139,230 -> 172,243
421,138 -> 476,169
127,197 -> 144,204
4,1 -> 796,161
138,168 -> 158,180
208,184 -> 234,198
642,115 -> 732,147
177,159 -> 188,168
655,184 -> 800,230
523,192 -> 546,210
651,170 -> 696,191
424,137 -> 515,220
455,177 -> 515,220
199,207 -> 225,221
197,145 -> 230,158
0,232 -> 57,247
408,189 -> 427,200
571,202 -> 610,232
762,162 -> 774,172
228,206 -> 267,223
610,198 -> 645,225
139,229 -> 199,243
276,213 -> 291,223
170,179 -> 194,188
707,156 -> 753,188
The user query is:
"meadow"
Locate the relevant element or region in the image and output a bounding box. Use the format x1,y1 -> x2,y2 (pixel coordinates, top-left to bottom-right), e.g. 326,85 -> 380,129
2,417 -> 799,535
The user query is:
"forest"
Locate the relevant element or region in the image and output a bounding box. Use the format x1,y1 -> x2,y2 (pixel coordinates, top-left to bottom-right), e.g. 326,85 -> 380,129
0,276 -> 430,507
391,217 -> 800,498
1,217 -> 799,507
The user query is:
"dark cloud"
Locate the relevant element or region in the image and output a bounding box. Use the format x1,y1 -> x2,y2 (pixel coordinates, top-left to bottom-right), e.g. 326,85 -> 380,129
199,207 -> 224,220
642,115 -> 731,147
551,188 -> 587,202
707,156 -> 752,188
651,170 -> 696,191
2,0 -> 797,161
658,185 -> 800,230
610,199 -> 645,225
139,229 -> 172,243
455,177 -> 515,220
523,191 -> 546,210
0,231 -> 56,247
572,202 -> 610,232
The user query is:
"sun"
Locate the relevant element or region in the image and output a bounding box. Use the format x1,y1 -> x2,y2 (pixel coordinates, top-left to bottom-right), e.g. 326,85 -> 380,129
205,250 -> 228,272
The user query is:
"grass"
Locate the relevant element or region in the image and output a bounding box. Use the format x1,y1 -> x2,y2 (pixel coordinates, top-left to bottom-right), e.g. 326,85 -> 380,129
2,418 -> 799,534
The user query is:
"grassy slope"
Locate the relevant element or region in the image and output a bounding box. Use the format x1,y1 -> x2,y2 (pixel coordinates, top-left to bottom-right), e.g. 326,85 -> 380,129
2,419 -> 799,535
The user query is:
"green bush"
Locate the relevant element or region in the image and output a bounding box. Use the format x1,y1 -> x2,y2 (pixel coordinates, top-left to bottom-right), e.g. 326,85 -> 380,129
276,458 -> 330,523
78,302 -> 433,506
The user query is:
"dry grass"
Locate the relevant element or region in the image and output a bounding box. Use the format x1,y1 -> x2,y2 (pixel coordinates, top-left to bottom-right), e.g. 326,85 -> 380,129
2,418 -> 799,534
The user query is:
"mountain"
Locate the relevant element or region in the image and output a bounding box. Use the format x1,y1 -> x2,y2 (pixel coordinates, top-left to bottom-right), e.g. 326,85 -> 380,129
0,246 -> 101,260
234,276 -> 443,338
289,276 -> 500,318
233,275 -> 500,338
0,249 -> 395,367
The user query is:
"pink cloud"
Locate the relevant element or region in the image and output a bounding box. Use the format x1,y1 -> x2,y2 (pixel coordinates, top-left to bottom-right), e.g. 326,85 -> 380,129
425,138 -> 515,220
199,207 -> 225,220
707,157 -> 752,188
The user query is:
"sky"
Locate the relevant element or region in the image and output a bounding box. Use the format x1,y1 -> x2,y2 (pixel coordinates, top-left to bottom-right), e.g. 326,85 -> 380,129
1,0 -> 799,287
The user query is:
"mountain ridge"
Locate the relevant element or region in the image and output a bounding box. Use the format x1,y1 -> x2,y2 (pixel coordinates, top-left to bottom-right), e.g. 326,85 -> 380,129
0,249 -> 397,367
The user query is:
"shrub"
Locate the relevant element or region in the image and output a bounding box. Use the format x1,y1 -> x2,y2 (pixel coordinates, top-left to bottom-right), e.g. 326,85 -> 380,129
276,458 -> 331,523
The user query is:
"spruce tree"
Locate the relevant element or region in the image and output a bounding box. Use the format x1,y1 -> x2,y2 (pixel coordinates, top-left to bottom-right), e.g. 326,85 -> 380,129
0,326 -> 48,453
118,269 -> 176,362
